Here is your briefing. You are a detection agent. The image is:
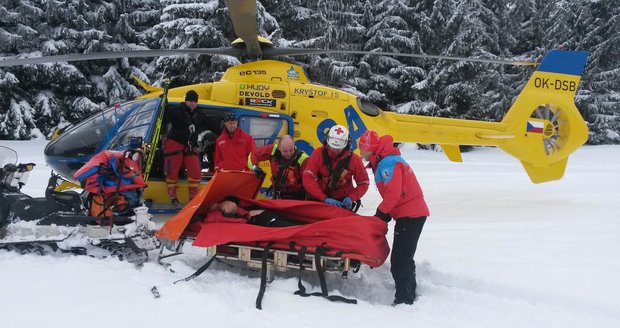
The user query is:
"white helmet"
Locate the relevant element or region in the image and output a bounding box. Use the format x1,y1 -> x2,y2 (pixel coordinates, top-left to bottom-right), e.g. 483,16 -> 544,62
326,125 -> 349,150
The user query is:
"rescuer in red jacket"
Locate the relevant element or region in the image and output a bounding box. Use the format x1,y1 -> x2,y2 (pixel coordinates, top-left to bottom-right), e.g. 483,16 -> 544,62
359,130 -> 430,306
214,112 -> 256,171
163,90 -> 204,208
248,135 -> 309,200
302,125 -> 369,211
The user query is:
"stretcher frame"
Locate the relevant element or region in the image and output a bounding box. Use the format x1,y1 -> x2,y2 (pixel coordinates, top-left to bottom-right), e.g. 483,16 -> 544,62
157,237 -> 356,282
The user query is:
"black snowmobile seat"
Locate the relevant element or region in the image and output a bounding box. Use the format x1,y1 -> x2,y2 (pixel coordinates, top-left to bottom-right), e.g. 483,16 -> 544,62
49,190 -> 82,213
36,213 -> 135,227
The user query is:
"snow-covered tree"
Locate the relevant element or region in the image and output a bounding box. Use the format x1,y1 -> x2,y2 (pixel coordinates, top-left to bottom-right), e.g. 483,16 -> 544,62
573,1 -> 620,144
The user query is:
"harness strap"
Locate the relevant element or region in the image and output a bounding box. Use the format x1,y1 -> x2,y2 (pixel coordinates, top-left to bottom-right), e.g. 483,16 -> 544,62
293,245 -> 318,297
164,149 -> 198,157
272,149 -> 304,194
293,245 -> 357,305
315,248 -> 329,296
351,199 -> 362,213
108,157 -> 125,232
256,242 -> 275,310
123,237 -> 144,254
322,148 -> 352,196
164,150 -> 182,157
173,255 -> 216,284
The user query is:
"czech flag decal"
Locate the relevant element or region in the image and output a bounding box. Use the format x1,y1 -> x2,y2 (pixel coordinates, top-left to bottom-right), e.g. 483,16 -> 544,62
527,120 -> 545,133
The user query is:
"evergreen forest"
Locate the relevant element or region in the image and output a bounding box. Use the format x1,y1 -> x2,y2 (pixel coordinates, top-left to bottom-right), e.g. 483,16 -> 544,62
0,0 -> 618,144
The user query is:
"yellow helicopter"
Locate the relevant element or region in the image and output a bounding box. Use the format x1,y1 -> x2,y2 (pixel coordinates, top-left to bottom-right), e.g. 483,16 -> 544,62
0,0 -> 590,210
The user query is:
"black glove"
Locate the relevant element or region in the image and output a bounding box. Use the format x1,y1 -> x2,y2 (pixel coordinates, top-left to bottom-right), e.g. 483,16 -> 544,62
374,209 -> 392,223
252,165 -> 266,179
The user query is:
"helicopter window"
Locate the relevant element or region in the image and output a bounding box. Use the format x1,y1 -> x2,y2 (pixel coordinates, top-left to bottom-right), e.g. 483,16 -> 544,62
111,99 -> 160,148
45,99 -> 158,158
115,126 -> 150,148
357,98 -> 381,117
239,116 -> 289,147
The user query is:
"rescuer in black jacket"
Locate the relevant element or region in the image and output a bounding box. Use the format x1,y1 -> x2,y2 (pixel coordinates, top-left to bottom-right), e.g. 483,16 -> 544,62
163,90 -> 206,208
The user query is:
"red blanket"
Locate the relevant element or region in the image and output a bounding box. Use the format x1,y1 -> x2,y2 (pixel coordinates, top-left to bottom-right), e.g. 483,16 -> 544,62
156,171 -> 389,267
192,198 -> 390,267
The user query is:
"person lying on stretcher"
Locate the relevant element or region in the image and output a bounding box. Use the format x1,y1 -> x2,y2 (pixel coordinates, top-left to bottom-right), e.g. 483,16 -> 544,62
195,197 -> 304,228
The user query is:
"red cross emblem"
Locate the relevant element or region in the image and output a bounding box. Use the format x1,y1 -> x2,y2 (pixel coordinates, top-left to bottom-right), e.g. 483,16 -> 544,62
335,127 -> 344,135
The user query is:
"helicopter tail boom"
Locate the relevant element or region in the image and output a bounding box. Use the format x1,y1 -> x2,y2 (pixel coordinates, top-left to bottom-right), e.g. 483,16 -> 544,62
384,50 -> 589,183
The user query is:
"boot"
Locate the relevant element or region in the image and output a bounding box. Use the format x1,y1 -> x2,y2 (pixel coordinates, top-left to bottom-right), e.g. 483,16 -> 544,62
170,198 -> 180,210
167,185 -> 177,200
188,187 -> 199,201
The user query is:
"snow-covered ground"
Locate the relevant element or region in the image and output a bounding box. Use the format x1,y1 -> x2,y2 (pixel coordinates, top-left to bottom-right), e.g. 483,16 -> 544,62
1,140 -> 619,328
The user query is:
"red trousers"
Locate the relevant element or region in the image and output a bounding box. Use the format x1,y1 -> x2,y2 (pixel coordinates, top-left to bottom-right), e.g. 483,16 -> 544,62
164,139 -> 201,200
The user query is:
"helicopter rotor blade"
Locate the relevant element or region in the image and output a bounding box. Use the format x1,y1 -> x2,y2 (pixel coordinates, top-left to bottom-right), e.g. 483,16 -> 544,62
0,48 -> 242,67
226,0 -> 261,58
263,48 -> 538,66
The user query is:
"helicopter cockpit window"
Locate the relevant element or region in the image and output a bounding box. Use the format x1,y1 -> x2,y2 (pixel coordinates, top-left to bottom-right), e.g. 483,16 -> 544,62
357,98 -> 381,117
239,116 -> 289,147
110,99 -> 160,149
45,100 -> 145,158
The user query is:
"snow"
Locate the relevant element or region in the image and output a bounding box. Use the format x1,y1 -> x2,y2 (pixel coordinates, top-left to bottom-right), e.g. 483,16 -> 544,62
0,71 -> 19,86
293,6 -> 314,20
1,140 -> 619,328
605,129 -> 620,140
395,99 -> 437,114
162,1 -> 219,14
27,128 -> 45,139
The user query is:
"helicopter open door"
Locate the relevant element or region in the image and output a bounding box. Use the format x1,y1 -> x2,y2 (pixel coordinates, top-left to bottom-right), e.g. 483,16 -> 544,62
143,106 -> 294,208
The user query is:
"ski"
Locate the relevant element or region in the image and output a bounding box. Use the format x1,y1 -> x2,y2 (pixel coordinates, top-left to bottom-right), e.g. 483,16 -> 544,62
143,79 -> 171,181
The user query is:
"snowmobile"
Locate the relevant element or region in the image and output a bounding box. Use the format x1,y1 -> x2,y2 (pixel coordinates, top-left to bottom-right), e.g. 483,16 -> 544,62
0,146 -> 159,264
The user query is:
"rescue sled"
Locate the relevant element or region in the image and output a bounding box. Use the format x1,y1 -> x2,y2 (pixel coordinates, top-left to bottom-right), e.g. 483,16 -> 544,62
155,171 -> 389,308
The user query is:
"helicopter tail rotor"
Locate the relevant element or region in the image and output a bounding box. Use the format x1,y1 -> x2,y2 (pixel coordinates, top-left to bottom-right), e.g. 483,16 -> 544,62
496,50 -> 589,183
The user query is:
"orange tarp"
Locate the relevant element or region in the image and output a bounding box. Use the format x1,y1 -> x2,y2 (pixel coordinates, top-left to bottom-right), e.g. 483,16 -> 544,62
155,171 -> 261,240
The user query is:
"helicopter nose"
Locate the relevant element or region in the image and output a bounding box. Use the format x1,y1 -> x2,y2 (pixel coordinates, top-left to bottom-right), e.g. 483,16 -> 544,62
44,123 -> 104,180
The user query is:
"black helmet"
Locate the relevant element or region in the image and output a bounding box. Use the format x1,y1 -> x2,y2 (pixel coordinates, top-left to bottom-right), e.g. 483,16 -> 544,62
223,112 -> 237,123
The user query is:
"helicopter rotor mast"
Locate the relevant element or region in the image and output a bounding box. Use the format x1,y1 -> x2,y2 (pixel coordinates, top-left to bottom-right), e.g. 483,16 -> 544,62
226,0 -> 262,59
